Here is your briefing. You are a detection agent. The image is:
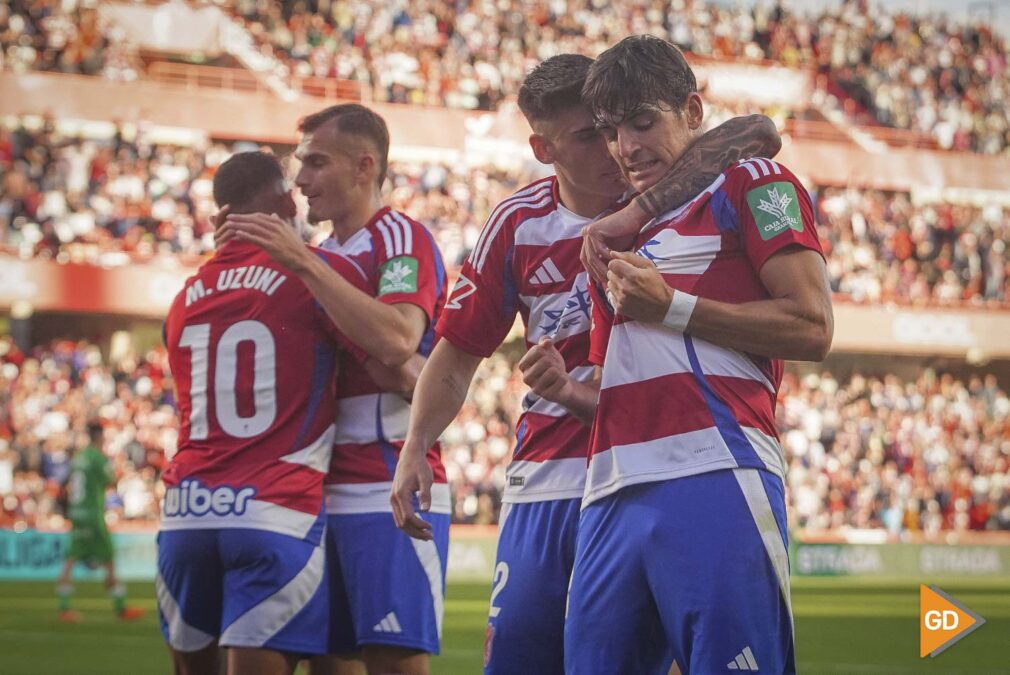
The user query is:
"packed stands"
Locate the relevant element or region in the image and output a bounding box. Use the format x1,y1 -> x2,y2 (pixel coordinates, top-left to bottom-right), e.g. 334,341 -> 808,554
2,116 -> 1007,305
2,334 -> 1008,533
3,1 -> 1008,153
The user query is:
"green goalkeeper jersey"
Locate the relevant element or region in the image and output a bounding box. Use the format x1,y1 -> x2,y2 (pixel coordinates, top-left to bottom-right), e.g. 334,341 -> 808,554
66,445 -> 113,523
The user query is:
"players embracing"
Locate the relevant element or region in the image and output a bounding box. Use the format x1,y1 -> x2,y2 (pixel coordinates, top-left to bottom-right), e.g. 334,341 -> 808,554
391,51 -> 785,675
214,104 -> 449,675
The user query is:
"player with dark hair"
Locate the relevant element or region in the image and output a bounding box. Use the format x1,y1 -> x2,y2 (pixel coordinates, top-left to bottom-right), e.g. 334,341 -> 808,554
56,420 -> 144,623
389,53 -> 784,674
217,105 -> 449,675
159,151 -> 376,675
563,35 -> 833,674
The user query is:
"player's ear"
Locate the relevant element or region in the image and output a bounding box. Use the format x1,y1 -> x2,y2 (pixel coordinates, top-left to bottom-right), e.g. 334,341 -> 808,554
529,133 -> 554,165
684,92 -> 704,131
357,152 -> 377,188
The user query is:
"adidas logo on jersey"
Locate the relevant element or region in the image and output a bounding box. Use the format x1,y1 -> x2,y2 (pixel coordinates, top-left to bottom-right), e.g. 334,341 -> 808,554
726,646 -> 759,671
373,612 -> 402,634
528,257 -> 565,285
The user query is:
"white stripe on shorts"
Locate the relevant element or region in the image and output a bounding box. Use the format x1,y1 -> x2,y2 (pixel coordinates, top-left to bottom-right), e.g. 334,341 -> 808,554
219,543 -> 326,648
733,468 -> 793,635
410,538 -> 445,640
156,572 -> 216,652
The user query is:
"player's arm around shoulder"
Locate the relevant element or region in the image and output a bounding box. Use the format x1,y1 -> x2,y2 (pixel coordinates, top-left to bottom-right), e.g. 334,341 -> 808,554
606,162 -> 833,362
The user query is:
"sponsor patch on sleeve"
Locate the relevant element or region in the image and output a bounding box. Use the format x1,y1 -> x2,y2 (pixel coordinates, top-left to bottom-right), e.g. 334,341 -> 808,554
746,181 -> 803,241
378,256 -> 419,295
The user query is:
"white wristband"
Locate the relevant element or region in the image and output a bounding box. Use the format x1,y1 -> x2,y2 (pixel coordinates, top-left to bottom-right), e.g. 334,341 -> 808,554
661,290 -> 698,333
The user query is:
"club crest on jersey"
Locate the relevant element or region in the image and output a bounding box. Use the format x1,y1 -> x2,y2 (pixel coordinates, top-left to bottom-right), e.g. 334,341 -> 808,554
747,182 -> 803,240
538,286 -> 591,335
379,256 -> 419,295
163,479 -> 256,518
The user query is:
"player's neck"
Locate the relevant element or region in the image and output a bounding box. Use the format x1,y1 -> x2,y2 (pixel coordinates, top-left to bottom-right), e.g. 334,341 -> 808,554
329,193 -> 386,244
556,178 -> 617,219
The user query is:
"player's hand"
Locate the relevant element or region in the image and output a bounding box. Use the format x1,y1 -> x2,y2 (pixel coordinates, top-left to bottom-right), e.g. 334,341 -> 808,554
581,204 -> 647,285
210,204 -> 232,248
607,251 -> 674,323
219,212 -> 311,272
390,447 -> 435,540
518,338 -> 571,405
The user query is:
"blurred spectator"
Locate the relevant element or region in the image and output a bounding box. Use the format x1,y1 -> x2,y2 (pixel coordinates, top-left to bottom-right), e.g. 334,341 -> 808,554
3,333 -> 1009,533
816,186 -> 1010,306
780,369 -> 1010,534
1,0 -> 139,81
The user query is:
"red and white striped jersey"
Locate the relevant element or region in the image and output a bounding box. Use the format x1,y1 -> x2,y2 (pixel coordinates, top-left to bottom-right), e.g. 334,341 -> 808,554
320,207 -> 450,514
586,158 -> 824,507
163,241 -> 370,539
438,176 -> 612,503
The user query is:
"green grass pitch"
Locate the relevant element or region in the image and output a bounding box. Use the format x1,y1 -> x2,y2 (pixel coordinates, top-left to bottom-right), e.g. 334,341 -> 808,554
1,578 -> 1007,674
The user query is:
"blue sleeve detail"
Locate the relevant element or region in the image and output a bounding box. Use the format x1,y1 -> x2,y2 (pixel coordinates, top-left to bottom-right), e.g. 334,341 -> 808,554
710,188 -> 739,234
501,245 -> 519,320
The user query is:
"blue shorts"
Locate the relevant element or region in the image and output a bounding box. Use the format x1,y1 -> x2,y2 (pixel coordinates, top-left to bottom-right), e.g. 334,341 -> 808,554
156,521 -> 328,655
484,498 -> 580,675
325,511 -> 450,655
565,469 -> 794,675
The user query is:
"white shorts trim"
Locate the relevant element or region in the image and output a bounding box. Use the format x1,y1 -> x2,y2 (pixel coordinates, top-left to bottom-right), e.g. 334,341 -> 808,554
219,543 -> 326,648
324,481 -> 451,515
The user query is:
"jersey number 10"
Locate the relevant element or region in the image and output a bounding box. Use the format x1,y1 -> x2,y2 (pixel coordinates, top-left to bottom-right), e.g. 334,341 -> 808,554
179,320 -> 277,440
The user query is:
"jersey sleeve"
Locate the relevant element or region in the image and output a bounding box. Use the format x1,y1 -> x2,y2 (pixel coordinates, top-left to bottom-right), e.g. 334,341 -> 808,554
587,280 -> 615,367
372,213 -> 444,322
435,215 -> 519,358
312,249 -> 371,363
728,159 -> 824,273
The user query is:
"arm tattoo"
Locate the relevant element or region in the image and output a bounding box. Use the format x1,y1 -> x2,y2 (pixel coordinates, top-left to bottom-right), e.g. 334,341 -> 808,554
441,373 -> 468,401
635,114 -> 781,218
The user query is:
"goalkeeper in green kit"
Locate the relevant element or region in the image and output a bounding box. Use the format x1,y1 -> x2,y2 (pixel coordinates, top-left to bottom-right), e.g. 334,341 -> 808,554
56,421 -> 144,623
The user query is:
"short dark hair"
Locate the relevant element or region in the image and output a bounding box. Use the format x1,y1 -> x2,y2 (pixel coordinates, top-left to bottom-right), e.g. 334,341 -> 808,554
518,53 -> 594,124
582,35 -> 697,126
213,151 -> 285,209
87,420 -> 104,444
298,103 -> 390,187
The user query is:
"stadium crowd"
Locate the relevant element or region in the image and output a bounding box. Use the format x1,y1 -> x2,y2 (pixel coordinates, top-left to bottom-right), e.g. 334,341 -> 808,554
2,335 -> 1009,534
2,118 -> 1007,305
2,0 -> 1008,154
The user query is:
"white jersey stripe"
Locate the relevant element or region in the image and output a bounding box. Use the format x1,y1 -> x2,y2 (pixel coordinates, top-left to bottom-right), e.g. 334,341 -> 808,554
470,182 -> 552,263
279,424 -> 335,474
390,211 -> 415,255
740,160 -> 760,181
159,499 -> 320,539
475,192 -> 555,272
504,457 -> 587,502
325,482 -> 451,515
376,220 -> 395,257
753,158 -> 771,176
535,266 -> 552,284
583,427 -> 742,506
470,184 -> 554,271
334,393 -> 410,444
385,215 -> 404,256
769,159 -> 782,175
